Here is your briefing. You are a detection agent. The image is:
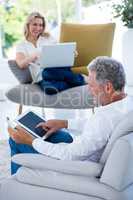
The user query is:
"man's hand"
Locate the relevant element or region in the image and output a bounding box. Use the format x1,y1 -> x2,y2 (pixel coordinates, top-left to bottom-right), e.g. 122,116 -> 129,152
36,119 -> 68,139
8,126 -> 35,145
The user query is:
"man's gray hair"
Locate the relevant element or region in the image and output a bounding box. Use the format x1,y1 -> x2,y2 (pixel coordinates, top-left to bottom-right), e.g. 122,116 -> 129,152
88,56 -> 126,91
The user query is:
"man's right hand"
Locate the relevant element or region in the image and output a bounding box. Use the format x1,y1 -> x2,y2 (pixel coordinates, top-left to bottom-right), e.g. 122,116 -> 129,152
36,119 -> 68,139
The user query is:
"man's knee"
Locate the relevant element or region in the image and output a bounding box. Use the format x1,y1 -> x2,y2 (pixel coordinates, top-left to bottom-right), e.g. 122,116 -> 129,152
9,137 -> 16,147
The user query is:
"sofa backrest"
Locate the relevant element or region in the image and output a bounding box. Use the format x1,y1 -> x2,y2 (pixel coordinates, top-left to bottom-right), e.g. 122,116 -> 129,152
100,110 -> 133,164
8,60 -> 32,84
100,133 -> 133,191
60,23 -> 116,68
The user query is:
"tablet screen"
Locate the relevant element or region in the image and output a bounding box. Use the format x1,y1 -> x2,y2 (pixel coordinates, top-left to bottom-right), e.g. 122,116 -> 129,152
17,111 -> 46,137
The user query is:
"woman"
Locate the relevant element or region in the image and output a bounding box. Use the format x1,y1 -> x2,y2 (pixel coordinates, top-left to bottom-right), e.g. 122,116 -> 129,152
16,12 -> 86,94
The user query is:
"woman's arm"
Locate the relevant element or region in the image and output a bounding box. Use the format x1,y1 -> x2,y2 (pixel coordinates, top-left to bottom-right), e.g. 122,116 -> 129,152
16,52 -> 39,69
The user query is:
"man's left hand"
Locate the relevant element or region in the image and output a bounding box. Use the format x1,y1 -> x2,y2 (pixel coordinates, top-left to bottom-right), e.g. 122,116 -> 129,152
8,126 -> 35,146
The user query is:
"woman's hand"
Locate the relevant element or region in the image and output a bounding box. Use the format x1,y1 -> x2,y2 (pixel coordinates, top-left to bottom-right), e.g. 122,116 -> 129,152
36,119 -> 68,139
74,50 -> 78,58
8,126 -> 35,145
16,51 -> 40,69
29,52 -> 40,63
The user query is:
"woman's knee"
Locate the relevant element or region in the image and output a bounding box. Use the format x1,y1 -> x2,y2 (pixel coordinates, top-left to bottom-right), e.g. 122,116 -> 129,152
39,80 -> 70,94
42,68 -> 67,81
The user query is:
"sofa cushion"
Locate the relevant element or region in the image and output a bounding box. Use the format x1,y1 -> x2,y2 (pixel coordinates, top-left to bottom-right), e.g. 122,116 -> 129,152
0,177 -> 109,200
100,110 -> 133,164
15,166 -> 118,200
12,154 -> 103,177
8,60 -> 32,83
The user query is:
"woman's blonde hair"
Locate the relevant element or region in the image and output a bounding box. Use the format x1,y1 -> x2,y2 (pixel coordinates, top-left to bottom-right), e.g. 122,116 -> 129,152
24,12 -> 50,40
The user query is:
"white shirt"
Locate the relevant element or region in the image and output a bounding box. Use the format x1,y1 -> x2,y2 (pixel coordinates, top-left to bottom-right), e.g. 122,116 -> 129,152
16,36 -> 56,82
32,96 -> 133,162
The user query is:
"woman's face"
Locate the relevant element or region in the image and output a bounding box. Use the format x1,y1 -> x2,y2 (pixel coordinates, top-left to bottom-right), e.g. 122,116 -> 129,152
28,17 -> 44,39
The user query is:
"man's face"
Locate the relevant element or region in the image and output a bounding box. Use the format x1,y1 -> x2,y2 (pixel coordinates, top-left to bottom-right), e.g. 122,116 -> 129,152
88,70 -> 108,106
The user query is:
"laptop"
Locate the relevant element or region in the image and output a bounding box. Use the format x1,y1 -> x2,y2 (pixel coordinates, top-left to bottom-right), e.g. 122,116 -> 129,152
39,42 -> 76,68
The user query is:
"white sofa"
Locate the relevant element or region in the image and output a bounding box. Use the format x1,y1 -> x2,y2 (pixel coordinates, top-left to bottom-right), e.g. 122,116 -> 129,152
1,110 -> 133,200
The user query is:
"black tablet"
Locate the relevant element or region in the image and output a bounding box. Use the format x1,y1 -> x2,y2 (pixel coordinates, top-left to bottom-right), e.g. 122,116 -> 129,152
15,110 -> 46,139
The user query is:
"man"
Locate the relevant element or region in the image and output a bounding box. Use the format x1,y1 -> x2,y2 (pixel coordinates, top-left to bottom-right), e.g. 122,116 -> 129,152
8,56 -> 132,174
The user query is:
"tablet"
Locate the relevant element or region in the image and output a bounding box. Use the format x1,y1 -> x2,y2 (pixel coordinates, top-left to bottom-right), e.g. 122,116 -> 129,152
39,42 -> 76,68
15,110 -> 46,139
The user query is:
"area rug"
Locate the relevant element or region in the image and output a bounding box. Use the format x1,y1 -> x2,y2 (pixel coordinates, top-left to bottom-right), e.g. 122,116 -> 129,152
0,140 -> 11,181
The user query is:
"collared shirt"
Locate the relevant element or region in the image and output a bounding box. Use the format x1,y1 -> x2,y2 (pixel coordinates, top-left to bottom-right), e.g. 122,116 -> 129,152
32,96 -> 133,162
16,36 -> 56,82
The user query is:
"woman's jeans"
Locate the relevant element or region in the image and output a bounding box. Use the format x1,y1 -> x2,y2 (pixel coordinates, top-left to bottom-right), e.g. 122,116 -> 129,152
38,67 -> 85,94
9,129 -> 73,175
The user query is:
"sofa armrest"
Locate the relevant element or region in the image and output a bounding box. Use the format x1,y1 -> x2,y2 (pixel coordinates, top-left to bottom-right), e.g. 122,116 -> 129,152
12,153 -> 103,177
100,134 -> 133,191
8,60 -> 32,83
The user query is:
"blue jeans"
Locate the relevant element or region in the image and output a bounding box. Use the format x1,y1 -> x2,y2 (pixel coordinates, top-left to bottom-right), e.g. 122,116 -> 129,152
9,130 -> 73,175
38,67 -> 85,94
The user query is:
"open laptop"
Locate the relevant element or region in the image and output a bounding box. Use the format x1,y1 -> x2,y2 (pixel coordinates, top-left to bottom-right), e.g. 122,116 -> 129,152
39,42 -> 76,68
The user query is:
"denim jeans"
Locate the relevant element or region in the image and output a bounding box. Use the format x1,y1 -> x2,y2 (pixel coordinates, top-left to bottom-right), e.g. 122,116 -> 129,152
38,67 -> 85,94
9,129 -> 73,175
